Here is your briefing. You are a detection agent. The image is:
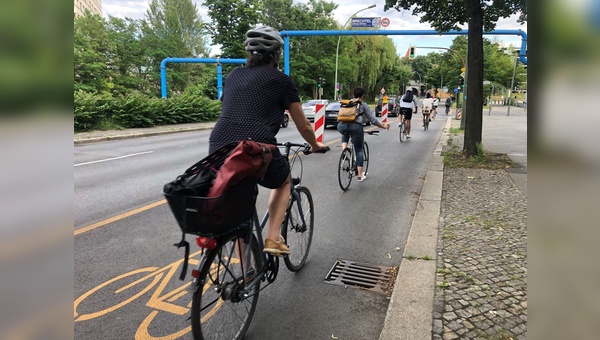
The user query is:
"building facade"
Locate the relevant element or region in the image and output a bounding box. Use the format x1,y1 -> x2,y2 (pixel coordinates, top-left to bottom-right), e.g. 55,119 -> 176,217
74,0 -> 102,16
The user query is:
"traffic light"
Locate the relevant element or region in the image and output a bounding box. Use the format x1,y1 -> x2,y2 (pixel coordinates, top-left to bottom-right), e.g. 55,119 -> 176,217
317,77 -> 322,87
409,47 -> 415,59
459,76 -> 464,85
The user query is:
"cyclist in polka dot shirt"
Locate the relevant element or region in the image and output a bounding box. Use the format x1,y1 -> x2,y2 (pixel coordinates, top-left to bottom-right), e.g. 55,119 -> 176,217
209,25 -> 326,255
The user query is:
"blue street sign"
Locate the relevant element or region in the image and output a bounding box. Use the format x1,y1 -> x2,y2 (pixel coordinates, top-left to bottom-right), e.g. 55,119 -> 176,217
351,17 -> 381,28
454,88 -> 459,93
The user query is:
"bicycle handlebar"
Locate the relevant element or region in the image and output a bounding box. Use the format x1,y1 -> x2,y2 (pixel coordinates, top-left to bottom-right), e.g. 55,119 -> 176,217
366,130 -> 380,135
304,146 -> 330,155
276,142 -> 330,155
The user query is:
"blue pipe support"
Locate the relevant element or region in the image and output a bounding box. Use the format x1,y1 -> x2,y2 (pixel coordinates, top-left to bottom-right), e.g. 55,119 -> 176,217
160,57 -> 246,98
160,30 -> 527,95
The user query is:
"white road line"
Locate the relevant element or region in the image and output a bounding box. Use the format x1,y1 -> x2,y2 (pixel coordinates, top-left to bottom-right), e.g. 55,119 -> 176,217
74,151 -> 153,167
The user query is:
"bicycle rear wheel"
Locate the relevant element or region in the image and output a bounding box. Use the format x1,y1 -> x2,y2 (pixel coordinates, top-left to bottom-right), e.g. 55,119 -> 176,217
424,117 -> 429,131
399,122 -> 406,143
338,148 -> 353,191
191,229 -> 261,340
363,141 -> 370,175
283,186 -> 314,271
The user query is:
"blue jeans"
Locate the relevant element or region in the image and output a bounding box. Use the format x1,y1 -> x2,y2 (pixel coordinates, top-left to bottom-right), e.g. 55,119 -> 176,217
337,123 -> 365,167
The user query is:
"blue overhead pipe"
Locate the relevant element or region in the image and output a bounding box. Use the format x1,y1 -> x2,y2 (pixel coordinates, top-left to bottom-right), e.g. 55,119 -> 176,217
160,57 -> 246,98
279,29 -> 528,75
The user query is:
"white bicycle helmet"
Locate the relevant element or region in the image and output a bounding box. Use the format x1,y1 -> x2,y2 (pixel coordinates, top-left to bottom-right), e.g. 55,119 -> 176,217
244,25 -> 283,53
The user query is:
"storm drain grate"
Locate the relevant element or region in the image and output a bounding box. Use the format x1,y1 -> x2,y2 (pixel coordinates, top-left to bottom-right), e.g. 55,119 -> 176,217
323,259 -> 398,296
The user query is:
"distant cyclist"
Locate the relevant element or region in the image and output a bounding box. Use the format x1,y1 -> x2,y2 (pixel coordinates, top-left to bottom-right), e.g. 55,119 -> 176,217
398,89 -> 418,138
337,87 -> 389,182
421,93 -> 434,127
445,97 -> 451,115
209,25 -> 326,255
432,96 -> 439,120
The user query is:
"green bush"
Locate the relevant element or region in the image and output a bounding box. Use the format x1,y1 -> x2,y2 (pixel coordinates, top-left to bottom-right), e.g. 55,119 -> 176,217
74,91 -> 221,132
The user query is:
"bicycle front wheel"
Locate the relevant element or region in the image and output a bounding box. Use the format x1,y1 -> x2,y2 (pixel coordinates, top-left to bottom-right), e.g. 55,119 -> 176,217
399,122 -> 406,143
191,230 -> 261,340
363,141 -> 370,175
283,186 -> 314,271
338,148 -> 353,191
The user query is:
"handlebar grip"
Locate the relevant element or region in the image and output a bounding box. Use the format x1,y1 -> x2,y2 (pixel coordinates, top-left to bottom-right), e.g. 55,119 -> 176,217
303,146 -> 330,155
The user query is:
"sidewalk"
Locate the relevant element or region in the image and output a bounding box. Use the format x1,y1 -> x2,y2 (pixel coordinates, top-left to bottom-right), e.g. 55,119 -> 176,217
380,106 -> 527,340
74,122 -> 216,144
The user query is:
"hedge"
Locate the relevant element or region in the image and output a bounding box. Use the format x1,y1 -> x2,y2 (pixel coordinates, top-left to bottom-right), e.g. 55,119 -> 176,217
74,91 -> 221,132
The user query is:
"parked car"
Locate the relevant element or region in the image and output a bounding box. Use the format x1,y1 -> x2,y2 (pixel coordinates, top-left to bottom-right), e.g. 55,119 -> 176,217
324,101 -> 371,128
302,99 -> 330,122
281,110 -> 290,128
375,97 -> 400,117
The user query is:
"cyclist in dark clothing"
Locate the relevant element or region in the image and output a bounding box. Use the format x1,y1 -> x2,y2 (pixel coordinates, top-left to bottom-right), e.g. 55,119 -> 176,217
209,25 -> 326,255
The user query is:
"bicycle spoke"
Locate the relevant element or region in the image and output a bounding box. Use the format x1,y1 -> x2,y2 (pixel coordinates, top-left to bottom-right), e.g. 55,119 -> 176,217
337,149 -> 352,191
191,231 -> 260,340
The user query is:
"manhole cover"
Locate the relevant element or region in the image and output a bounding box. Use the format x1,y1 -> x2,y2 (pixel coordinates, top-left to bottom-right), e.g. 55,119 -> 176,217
324,259 -> 398,296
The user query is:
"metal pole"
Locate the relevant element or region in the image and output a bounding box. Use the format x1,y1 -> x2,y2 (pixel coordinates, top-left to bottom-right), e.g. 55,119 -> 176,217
488,84 -> 494,115
334,4 -> 376,101
507,57 -> 518,116
460,43 -> 468,129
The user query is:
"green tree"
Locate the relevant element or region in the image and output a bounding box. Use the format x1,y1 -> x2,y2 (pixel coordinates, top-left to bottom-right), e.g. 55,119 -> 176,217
74,13 -> 114,93
106,16 -> 148,94
204,0 -> 262,59
142,0 -> 209,95
384,0 -> 527,157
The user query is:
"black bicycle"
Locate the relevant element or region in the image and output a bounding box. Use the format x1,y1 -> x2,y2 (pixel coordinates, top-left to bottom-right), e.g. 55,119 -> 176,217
337,130 -> 379,191
180,142 -> 328,340
398,113 -> 407,143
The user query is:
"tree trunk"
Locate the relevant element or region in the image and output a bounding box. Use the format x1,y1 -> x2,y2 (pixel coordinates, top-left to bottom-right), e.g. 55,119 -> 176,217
463,0 -> 484,157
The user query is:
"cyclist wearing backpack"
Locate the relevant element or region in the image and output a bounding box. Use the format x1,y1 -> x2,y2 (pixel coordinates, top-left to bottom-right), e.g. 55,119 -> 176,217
421,93 -> 434,127
209,25 -> 326,255
399,89 -> 418,138
445,97 -> 452,115
337,87 -> 389,182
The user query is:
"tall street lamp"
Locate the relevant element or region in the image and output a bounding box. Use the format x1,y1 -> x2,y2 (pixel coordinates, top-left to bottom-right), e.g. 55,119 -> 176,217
334,4 -> 376,100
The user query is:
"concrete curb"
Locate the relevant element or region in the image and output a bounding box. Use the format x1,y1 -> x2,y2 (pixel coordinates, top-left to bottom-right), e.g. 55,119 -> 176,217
74,126 -> 214,145
379,117 -> 452,340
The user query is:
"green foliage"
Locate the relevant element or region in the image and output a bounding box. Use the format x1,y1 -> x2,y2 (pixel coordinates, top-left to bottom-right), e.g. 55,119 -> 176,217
383,0 -> 526,32
74,91 -> 221,132
204,0 -> 262,59
384,0 -> 526,157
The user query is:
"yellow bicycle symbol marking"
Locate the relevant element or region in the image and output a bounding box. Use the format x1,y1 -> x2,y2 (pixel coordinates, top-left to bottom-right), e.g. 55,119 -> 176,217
75,250 -> 236,339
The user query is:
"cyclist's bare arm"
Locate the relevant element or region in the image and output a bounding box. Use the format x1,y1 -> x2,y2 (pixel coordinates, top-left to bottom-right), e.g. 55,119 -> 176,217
288,102 -> 326,152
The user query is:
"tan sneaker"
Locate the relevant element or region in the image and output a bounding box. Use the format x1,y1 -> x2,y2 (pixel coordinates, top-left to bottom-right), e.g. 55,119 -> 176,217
264,235 -> 291,255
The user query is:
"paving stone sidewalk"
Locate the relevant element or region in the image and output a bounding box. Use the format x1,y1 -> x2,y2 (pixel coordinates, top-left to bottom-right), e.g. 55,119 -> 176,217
432,132 -> 528,339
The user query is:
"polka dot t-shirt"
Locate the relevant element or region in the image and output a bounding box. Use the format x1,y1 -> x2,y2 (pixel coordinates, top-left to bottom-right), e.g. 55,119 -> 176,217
209,65 -> 300,153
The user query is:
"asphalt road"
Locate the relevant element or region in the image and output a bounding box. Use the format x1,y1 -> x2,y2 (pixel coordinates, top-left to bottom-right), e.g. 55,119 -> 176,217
74,118 -> 445,340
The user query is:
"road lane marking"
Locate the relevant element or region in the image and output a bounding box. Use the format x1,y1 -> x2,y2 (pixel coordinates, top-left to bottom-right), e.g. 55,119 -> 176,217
75,151 -> 153,167
75,139 -> 341,236
74,200 -> 166,236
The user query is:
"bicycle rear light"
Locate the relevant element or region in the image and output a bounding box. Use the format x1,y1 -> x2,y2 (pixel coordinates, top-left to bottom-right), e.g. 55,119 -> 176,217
191,269 -> 200,278
196,236 -> 217,249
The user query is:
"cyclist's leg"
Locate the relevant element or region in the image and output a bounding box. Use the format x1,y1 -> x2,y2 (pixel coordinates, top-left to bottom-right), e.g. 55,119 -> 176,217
337,123 -> 350,150
405,109 -> 413,136
259,151 -> 292,255
351,125 -> 365,177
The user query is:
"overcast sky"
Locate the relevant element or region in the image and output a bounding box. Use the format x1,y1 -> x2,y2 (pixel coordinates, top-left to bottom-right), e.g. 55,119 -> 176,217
102,0 -> 527,56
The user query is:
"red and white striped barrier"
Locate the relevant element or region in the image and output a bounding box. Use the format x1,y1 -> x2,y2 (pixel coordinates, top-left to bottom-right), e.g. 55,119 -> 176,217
382,103 -> 388,123
314,103 -> 325,143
